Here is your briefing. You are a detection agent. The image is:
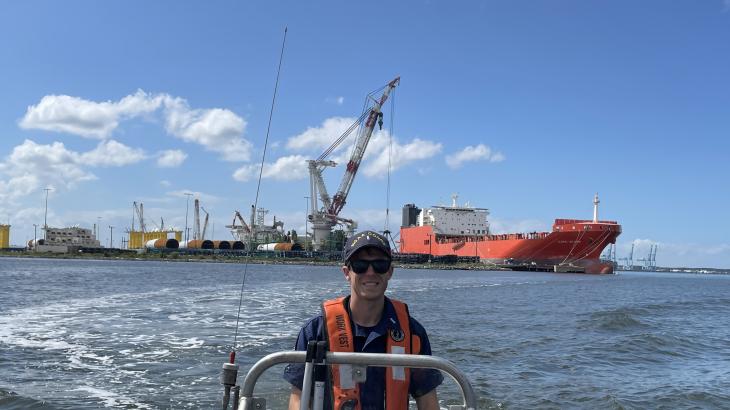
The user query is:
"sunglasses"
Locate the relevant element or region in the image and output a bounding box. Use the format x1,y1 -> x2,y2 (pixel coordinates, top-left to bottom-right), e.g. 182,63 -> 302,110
348,259 -> 391,274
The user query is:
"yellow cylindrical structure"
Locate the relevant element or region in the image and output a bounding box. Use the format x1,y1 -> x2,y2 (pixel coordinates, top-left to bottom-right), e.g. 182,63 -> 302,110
0,225 -> 9,249
128,230 -> 183,249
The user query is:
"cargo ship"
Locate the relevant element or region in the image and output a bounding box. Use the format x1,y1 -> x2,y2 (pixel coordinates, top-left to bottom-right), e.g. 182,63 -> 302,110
398,194 -> 621,274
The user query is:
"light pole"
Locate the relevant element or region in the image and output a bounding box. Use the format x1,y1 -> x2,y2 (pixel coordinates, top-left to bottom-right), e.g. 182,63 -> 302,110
184,192 -> 193,242
304,196 -> 309,250
43,188 -> 52,240
109,226 -> 114,248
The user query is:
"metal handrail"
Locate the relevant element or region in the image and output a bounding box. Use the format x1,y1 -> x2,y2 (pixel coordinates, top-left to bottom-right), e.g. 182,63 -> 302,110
237,351 -> 477,410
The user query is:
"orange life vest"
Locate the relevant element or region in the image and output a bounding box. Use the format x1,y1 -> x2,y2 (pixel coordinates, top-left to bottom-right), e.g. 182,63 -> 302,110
322,296 -> 422,410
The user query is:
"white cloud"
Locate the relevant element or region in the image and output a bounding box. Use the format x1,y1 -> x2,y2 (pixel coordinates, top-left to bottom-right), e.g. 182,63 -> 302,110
326,96 -> 345,105
278,118 -> 443,182
19,90 -> 164,139
156,149 -> 187,168
80,140 -> 146,167
19,90 -> 252,162
163,96 -> 251,162
286,117 -> 357,151
160,180 -> 171,187
0,139 -> 149,203
346,208 -> 392,232
361,133 -> 442,178
232,155 -> 309,182
445,144 -> 505,169
0,140 -> 96,202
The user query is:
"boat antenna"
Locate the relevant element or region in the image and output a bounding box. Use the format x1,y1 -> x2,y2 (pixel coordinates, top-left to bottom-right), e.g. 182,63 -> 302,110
221,26 -> 288,410
230,25 -> 287,362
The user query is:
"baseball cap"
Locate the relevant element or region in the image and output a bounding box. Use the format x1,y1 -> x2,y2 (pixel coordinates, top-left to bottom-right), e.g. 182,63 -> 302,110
343,230 -> 392,262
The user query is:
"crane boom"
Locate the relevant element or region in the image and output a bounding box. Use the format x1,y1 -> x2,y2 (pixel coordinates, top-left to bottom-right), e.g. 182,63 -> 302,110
308,159 -> 336,212
307,77 -> 399,250
328,76 -> 399,216
232,211 -> 251,233
193,198 -> 201,240
134,201 -> 146,233
201,207 -> 210,239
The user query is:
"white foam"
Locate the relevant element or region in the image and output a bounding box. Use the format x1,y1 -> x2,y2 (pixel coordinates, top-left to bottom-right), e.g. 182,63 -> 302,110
74,385 -> 151,409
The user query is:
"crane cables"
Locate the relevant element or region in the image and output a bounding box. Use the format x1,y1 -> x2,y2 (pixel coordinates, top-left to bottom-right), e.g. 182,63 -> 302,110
317,83 -> 392,163
231,27 -> 288,354
384,88 -> 396,235
317,109 -> 370,161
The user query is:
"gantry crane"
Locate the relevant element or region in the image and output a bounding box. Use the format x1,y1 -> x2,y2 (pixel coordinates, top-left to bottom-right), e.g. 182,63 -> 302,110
308,76 -> 400,250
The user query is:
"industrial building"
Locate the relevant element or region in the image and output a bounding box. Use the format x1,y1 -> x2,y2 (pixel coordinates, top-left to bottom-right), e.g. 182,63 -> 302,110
28,226 -> 101,253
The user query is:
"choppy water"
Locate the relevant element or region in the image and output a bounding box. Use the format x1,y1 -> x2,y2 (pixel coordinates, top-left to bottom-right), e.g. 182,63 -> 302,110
1,257 -> 729,409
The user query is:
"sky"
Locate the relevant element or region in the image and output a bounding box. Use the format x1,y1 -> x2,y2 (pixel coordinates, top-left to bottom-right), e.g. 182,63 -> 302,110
1,1 -> 729,268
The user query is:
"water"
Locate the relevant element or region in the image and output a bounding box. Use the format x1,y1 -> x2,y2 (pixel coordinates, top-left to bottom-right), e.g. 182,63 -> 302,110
1,257 -> 729,409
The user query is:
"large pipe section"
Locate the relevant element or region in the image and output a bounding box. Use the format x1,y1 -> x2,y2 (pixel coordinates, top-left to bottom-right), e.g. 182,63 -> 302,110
180,239 -> 214,249
27,239 -> 46,248
213,240 -> 231,250
145,238 -> 179,249
231,240 -> 245,250
256,242 -> 303,252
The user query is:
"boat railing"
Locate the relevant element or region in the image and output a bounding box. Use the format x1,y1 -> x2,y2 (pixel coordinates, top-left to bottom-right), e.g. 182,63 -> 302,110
230,350 -> 478,410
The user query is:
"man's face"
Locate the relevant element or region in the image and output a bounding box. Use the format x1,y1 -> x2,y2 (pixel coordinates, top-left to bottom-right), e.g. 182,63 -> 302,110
342,247 -> 393,301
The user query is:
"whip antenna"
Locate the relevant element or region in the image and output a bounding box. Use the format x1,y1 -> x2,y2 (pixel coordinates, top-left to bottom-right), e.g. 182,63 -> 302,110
221,27 -> 288,410
233,26 -> 288,349
231,27 -> 288,360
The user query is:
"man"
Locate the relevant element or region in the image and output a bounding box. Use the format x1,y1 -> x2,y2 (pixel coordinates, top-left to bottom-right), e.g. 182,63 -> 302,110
284,230 -> 442,409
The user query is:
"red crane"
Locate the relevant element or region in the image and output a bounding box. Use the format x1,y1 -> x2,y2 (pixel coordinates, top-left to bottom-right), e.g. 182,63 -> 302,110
308,76 -> 399,250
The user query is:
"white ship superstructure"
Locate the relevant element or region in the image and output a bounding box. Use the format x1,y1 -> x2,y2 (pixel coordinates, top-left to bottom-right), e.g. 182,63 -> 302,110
417,195 -> 489,235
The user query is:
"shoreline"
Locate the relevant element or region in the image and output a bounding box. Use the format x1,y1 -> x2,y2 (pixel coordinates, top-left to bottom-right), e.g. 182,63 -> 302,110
3,251 -> 728,274
0,250 -> 493,271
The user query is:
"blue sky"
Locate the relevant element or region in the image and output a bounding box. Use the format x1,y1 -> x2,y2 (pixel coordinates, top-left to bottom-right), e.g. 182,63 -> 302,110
1,1 -> 729,268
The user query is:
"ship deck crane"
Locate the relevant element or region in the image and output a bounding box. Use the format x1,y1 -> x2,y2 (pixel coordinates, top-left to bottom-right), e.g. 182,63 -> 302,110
227,211 -> 251,234
308,76 -> 400,250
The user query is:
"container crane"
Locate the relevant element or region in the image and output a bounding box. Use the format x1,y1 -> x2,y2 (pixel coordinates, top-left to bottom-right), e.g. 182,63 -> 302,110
308,76 -> 400,250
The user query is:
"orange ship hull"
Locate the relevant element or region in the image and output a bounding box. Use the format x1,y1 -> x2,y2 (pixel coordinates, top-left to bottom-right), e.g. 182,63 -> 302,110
399,219 -> 621,274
